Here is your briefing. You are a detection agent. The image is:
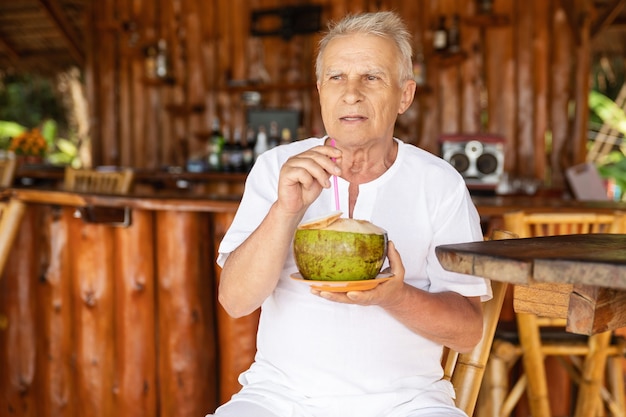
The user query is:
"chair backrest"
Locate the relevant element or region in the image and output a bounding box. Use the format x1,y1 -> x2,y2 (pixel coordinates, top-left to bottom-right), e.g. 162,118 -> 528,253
503,211 -> 626,238
442,229 -> 516,416
0,153 -> 17,188
64,167 -> 134,194
0,198 -> 26,276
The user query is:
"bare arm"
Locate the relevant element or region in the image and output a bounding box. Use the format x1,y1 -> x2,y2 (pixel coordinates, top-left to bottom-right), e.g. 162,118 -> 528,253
219,144 -> 342,318
314,241 -> 484,353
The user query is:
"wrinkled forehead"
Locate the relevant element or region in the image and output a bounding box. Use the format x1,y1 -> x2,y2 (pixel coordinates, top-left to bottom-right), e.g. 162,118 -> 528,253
320,33 -> 400,74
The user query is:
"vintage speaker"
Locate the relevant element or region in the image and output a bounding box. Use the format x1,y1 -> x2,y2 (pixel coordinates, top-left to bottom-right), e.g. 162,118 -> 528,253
440,134 -> 505,190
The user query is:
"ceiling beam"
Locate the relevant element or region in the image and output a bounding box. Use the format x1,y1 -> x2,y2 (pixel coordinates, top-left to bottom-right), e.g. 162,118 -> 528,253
0,35 -> 21,64
37,0 -> 85,66
591,0 -> 626,38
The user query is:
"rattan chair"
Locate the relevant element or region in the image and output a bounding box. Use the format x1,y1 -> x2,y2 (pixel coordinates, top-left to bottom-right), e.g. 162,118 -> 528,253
0,152 -> 25,276
64,167 -> 134,194
0,152 -> 17,188
480,211 -> 626,417
0,199 -> 26,276
64,167 -> 134,226
442,229 -> 516,416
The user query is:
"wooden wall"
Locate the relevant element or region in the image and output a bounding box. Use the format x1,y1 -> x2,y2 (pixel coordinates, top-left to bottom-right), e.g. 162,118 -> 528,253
86,0 -> 593,190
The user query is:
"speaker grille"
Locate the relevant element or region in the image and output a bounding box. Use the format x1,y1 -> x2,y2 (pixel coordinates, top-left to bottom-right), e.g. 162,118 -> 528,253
439,134 -> 505,189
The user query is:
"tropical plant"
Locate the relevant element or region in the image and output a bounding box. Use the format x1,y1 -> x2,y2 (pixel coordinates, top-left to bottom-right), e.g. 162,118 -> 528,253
0,118 -> 80,167
588,90 -> 626,197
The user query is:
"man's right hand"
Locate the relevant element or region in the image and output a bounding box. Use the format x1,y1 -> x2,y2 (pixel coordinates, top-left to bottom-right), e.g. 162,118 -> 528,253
276,144 -> 342,216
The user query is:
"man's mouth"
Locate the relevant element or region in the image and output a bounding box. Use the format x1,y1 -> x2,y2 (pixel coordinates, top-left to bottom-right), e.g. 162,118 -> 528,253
340,115 -> 366,122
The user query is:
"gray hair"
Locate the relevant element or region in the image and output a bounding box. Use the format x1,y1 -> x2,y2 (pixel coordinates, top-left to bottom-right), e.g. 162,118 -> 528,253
315,11 -> 414,85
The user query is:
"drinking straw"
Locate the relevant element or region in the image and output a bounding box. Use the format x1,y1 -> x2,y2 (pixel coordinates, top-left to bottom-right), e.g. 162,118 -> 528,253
330,138 -> 340,211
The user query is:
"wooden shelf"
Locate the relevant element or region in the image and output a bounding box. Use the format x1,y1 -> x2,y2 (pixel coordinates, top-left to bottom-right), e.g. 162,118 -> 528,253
143,76 -> 176,86
464,14 -> 511,27
165,103 -> 206,116
431,51 -> 468,67
220,82 -> 316,93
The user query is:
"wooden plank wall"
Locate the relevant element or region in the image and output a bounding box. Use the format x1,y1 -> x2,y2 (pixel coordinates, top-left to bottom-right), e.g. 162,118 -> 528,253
86,0 -> 593,190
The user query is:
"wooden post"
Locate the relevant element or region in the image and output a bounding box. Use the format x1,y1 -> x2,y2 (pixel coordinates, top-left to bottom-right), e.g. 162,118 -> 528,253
156,210 -> 218,416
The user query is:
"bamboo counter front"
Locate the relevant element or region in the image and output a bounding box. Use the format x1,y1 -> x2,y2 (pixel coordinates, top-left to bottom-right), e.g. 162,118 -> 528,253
0,188 -> 258,417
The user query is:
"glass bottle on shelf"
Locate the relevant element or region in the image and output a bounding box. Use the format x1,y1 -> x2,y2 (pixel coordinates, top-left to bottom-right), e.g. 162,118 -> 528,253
254,125 -> 269,161
477,0 -> 494,14
207,117 -> 225,171
268,121 -> 280,149
243,127 -> 256,171
220,125 -> 232,172
413,46 -> 426,86
280,127 -> 292,145
143,44 -> 158,79
229,127 -> 245,172
155,39 -> 169,79
433,16 -> 448,53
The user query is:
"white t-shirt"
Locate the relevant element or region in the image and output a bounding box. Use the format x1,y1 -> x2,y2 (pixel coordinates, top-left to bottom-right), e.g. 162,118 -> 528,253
217,137 -> 489,399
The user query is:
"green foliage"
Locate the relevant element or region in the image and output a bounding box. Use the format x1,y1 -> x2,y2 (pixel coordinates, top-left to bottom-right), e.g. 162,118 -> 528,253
588,90 -> 626,197
0,118 -> 80,167
598,153 -> 626,192
0,73 -> 68,131
588,90 -> 626,136
47,137 -> 80,167
0,120 -> 26,149
0,73 -> 79,167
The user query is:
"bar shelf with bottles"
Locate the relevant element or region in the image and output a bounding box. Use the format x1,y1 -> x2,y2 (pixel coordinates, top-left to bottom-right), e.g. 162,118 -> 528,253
429,13 -> 466,67
187,116 -> 297,175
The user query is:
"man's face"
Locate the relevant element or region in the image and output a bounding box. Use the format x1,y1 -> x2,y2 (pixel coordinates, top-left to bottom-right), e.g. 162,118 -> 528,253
317,33 -> 416,146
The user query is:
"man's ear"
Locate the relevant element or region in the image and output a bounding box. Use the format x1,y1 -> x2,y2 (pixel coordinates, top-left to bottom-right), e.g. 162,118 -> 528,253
398,80 -> 417,115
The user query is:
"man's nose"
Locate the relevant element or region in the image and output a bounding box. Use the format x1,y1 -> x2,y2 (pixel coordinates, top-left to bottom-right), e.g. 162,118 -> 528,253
341,79 -> 364,103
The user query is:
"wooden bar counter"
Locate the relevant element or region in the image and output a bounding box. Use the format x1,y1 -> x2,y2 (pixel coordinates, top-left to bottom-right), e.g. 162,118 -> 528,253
0,187 -> 257,417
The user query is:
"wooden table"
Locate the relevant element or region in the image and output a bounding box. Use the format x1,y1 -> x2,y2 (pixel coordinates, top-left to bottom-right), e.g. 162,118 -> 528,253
436,234 -> 626,417
435,233 -> 626,335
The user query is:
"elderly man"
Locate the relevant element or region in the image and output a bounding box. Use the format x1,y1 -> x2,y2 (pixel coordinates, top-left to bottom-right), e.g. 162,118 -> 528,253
210,10 -> 489,417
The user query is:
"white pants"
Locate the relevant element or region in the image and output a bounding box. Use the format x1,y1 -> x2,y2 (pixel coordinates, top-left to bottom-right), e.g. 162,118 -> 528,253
206,379 -> 468,417
208,401 -> 466,417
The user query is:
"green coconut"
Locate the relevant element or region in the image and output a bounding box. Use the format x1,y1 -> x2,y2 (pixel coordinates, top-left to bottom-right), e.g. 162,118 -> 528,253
293,216 -> 388,281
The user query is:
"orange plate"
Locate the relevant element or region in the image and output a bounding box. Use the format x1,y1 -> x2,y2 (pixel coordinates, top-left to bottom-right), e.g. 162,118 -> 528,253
290,272 -> 394,292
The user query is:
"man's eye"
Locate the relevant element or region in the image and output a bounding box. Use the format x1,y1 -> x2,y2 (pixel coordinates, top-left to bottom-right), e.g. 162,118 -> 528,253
366,75 -> 379,81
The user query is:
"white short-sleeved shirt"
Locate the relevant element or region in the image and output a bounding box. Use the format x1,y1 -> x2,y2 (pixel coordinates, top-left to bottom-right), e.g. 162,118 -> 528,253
217,137 -> 489,400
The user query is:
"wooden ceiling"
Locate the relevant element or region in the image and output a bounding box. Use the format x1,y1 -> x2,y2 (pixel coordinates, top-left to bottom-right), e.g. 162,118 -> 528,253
0,0 -> 87,75
0,0 -> 625,76
592,0 -> 626,57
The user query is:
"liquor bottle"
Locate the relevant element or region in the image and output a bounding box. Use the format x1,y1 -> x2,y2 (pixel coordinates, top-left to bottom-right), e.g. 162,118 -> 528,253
207,117 -> 225,171
155,39 -> 169,79
280,127 -> 292,145
433,16 -> 448,53
413,48 -> 426,86
448,14 -> 461,54
254,125 -> 269,161
220,125 -> 232,172
229,127 -> 245,172
477,0 -> 494,14
268,121 -> 280,149
242,127 -> 256,171
143,44 -> 158,79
